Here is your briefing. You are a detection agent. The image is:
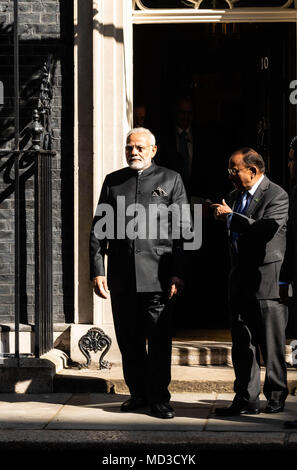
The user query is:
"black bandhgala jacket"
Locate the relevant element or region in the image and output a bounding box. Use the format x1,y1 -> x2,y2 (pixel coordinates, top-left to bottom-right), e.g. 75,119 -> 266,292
89,161 -> 192,293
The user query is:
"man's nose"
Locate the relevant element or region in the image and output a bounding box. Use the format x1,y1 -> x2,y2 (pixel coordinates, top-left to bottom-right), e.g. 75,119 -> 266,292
131,146 -> 138,155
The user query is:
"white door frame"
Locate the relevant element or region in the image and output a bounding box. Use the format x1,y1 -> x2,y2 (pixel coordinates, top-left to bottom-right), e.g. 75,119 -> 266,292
132,6 -> 297,24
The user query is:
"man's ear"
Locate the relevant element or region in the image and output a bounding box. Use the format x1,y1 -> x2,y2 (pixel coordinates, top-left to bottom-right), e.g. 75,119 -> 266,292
249,166 -> 257,176
151,145 -> 158,159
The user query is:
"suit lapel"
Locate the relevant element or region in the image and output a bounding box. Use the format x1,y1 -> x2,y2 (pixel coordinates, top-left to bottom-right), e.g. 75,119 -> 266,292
228,190 -> 240,211
245,175 -> 269,217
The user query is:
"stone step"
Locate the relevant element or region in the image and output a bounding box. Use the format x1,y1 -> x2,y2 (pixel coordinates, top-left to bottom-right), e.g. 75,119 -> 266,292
71,339 -> 295,369
172,341 -> 295,366
54,363 -> 297,395
1,341 -> 292,393
54,337 -> 297,393
171,341 -> 232,366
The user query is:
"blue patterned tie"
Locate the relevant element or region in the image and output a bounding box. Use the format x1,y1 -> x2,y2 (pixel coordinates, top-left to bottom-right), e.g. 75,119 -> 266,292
235,191 -> 249,214
231,191 -> 250,249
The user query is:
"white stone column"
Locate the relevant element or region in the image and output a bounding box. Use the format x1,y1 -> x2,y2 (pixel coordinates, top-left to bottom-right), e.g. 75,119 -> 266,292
72,0 -> 133,363
74,0 -> 94,325
93,0 -> 133,330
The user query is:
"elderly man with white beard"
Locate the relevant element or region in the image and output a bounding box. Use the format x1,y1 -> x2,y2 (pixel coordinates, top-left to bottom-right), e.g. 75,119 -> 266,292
89,127 -> 191,419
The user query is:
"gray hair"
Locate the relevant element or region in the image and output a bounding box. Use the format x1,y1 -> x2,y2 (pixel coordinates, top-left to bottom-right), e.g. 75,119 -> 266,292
231,147 -> 265,174
126,127 -> 156,146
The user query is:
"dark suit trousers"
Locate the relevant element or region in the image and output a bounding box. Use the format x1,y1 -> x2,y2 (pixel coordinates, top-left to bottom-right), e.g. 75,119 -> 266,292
230,298 -> 288,405
111,291 -> 174,404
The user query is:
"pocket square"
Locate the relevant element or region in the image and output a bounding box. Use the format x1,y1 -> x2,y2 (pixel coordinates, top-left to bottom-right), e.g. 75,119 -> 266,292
152,187 -> 168,197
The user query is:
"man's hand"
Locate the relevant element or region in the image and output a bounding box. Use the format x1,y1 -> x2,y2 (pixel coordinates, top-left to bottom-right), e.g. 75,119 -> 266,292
93,275 -> 109,299
168,276 -> 184,299
211,199 -> 232,221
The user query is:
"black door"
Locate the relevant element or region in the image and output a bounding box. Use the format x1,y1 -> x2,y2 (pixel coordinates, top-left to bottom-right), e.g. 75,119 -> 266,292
133,22 -> 296,329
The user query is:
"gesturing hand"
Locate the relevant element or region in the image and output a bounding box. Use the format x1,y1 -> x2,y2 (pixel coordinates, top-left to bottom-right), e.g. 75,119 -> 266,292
211,199 -> 232,221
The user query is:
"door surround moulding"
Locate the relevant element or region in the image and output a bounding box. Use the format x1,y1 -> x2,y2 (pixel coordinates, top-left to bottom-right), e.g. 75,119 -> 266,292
132,8 -> 297,24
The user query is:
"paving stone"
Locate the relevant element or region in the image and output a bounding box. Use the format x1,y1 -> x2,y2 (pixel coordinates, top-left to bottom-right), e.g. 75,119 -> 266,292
0,393 -> 71,429
46,393 -> 213,431
0,391 -> 294,458
206,393 -> 297,432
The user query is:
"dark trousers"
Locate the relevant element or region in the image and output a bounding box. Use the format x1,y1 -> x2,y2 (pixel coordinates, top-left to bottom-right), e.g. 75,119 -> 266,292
230,297 -> 288,405
111,291 -> 174,404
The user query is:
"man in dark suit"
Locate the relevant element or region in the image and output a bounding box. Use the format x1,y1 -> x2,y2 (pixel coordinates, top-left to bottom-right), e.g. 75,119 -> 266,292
89,127 -> 191,419
156,95 -> 198,198
212,147 -> 289,416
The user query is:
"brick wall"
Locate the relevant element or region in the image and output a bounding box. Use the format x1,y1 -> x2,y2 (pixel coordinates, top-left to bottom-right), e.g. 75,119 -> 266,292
0,0 -> 74,324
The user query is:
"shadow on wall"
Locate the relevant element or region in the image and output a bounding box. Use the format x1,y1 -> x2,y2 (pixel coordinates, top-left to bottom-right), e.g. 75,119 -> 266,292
0,0 -> 74,324
0,1 -> 129,326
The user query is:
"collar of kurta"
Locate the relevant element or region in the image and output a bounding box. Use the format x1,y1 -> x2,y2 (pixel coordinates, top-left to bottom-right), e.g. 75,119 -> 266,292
128,160 -> 156,177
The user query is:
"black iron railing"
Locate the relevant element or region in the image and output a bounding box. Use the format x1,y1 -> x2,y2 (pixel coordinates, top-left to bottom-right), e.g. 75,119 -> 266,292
34,149 -> 54,357
9,0 -> 55,359
14,0 -> 20,361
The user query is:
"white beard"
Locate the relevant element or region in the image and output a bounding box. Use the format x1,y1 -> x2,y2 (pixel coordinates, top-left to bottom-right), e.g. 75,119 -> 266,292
127,157 -> 151,170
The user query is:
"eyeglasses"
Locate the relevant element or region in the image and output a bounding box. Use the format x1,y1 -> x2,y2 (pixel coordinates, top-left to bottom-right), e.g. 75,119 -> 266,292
228,167 -> 249,176
125,144 -> 153,153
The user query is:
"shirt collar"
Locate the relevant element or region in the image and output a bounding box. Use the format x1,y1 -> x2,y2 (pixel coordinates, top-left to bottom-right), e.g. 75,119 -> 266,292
247,174 -> 265,196
128,160 -> 156,177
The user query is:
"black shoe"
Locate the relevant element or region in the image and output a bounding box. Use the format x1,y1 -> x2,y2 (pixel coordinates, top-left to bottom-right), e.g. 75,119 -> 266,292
150,402 -> 175,419
215,402 -> 260,416
263,400 -> 285,414
284,419 -> 297,429
120,397 -> 147,412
